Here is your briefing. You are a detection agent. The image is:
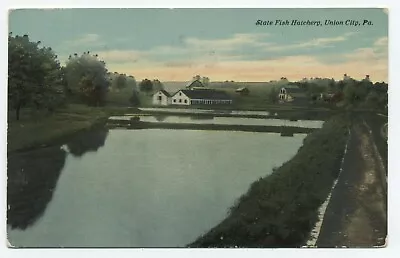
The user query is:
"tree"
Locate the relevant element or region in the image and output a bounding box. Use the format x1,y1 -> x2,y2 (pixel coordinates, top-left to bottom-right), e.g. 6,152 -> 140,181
202,77 -> 210,86
343,79 -> 368,105
152,79 -> 164,91
307,83 -> 326,102
129,90 -> 141,107
267,87 -> 278,103
116,74 -> 127,90
8,33 -> 65,120
337,80 -> 345,92
139,79 -> 153,94
64,52 -> 110,106
328,79 -> 336,91
193,75 -> 201,81
127,75 -> 137,90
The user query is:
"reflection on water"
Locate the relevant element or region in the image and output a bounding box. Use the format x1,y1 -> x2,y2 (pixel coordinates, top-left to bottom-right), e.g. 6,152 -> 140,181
7,147 -> 66,230
153,115 -> 167,122
7,128 -> 306,247
67,128 -> 109,157
7,127 -> 109,232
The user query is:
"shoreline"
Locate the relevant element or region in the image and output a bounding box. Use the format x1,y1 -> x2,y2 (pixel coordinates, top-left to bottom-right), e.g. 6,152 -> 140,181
8,105 -> 328,154
188,114 -> 350,248
7,116 -> 108,156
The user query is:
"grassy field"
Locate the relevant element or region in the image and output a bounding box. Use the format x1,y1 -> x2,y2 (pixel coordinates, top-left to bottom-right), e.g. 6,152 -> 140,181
189,114 -> 350,247
7,104 -> 138,153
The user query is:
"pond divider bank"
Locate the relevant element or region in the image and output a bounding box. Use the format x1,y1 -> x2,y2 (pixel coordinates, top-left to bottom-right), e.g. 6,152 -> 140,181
107,120 -> 315,135
188,114 -> 350,248
137,107 -> 335,121
8,116 -> 109,155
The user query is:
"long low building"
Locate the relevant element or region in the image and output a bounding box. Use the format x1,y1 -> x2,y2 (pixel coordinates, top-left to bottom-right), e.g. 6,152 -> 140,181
170,89 -> 233,105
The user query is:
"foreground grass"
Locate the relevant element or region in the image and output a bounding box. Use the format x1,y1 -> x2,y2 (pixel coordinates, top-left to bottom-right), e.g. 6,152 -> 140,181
7,104 -> 138,153
189,114 -> 350,248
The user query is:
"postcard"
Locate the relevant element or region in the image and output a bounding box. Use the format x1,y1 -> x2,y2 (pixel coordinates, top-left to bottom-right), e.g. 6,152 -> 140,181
7,8 -> 388,248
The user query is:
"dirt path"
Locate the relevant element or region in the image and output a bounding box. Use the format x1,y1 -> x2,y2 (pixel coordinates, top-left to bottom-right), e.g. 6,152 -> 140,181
316,120 -> 387,247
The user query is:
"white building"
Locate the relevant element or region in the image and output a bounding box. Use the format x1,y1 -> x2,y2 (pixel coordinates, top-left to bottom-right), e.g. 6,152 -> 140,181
171,89 -> 232,106
171,90 -> 191,105
152,90 -> 172,106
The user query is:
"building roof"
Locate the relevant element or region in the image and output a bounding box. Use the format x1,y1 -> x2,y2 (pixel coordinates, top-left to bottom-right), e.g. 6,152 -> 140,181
281,86 -> 306,98
178,89 -> 232,100
156,89 -> 171,97
186,80 -> 204,89
283,87 -> 304,95
235,87 -> 249,92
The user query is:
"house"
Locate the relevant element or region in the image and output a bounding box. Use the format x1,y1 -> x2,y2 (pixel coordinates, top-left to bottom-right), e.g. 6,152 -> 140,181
235,87 -> 250,96
278,86 -> 308,105
171,89 -> 232,105
152,90 -> 172,106
186,80 -> 205,90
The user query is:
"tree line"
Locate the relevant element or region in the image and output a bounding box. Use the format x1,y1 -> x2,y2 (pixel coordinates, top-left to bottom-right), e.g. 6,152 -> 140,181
8,33 -> 164,120
267,76 -> 388,111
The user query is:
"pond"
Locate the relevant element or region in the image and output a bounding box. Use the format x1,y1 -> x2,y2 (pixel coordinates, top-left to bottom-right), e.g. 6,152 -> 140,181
7,128 -> 307,247
109,115 -> 324,129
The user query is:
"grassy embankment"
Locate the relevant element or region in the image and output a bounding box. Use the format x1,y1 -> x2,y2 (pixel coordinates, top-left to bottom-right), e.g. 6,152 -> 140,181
189,114 -> 350,248
7,104 -> 138,153
361,112 -> 387,172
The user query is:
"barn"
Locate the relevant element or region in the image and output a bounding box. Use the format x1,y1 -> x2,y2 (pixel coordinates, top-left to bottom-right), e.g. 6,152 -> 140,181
186,80 -> 205,90
171,89 -> 232,106
152,90 -> 172,106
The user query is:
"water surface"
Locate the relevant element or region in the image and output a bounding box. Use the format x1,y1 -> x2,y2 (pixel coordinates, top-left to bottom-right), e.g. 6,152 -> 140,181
8,128 -> 306,247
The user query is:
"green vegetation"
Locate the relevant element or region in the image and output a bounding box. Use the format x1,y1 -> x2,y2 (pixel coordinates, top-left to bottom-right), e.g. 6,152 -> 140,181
64,52 -> 109,106
8,33 -> 66,120
139,79 -> 154,94
108,72 -> 137,91
152,79 -> 164,92
7,104 -> 138,153
189,114 -> 350,247
115,73 -> 128,90
129,90 -> 141,107
7,33 -> 144,152
192,74 -> 210,86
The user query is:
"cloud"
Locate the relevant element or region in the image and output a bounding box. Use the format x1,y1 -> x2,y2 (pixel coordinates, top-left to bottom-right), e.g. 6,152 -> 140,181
342,36 -> 388,62
60,31 -> 358,67
89,33 -> 269,66
95,50 -> 143,63
58,32 -> 386,82
62,33 -> 102,47
184,33 -> 271,51
265,32 -> 357,52
374,36 -> 388,47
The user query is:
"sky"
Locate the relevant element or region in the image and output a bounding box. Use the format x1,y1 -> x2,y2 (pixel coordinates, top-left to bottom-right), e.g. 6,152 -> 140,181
8,8 -> 388,82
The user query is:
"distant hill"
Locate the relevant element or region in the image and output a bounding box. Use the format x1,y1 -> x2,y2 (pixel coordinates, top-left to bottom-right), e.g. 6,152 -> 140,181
161,81 -> 284,94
